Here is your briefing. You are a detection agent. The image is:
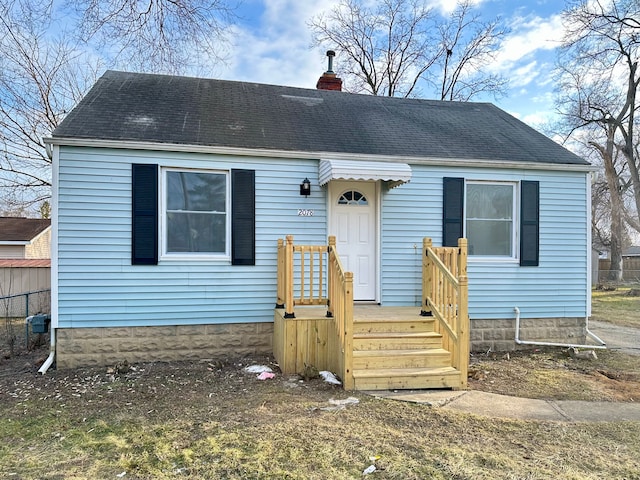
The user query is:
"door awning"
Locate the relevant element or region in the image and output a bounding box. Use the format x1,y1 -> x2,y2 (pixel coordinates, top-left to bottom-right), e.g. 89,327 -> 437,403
318,159 -> 412,189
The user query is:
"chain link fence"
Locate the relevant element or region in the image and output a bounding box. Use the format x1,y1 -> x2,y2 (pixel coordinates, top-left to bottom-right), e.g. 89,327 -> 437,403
1,289 -> 51,357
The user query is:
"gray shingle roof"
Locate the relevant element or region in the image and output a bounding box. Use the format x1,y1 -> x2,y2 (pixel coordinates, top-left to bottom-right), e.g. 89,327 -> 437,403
0,217 -> 50,242
52,70 -> 588,166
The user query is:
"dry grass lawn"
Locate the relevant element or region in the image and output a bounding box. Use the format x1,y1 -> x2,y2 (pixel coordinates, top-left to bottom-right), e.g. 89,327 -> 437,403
2,359 -> 640,480
591,287 -> 640,328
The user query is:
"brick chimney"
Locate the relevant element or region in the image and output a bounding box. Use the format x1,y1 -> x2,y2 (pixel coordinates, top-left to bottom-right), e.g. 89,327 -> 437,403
316,50 -> 342,91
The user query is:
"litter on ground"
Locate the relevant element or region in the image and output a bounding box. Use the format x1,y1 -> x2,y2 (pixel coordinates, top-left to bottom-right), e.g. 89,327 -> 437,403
329,397 -> 359,406
319,370 -> 342,385
244,365 -> 273,374
257,371 -> 275,380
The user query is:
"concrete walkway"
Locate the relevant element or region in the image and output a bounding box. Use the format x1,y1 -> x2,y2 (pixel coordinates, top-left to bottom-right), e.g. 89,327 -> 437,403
589,320 -> 640,356
368,390 -> 640,422
368,320 -> 640,422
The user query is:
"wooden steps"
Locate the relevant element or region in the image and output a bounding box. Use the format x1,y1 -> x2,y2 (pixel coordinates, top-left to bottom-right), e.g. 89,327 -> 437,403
353,331 -> 444,350
351,314 -> 463,391
354,317 -> 436,334
352,348 -> 452,369
353,366 -> 461,390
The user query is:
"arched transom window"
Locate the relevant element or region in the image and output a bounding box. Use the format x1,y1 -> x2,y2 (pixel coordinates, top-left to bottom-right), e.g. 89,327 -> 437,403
338,190 -> 368,205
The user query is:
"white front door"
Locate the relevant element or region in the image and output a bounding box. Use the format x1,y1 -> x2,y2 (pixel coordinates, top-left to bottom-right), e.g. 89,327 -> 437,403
329,181 -> 377,301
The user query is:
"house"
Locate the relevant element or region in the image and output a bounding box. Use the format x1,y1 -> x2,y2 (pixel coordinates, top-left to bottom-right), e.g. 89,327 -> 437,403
44,66 -> 594,386
0,217 -> 51,298
0,217 -> 51,259
623,246 -> 640,257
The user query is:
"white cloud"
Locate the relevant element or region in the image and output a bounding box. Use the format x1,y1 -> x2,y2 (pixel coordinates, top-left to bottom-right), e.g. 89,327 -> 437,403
510,60 -> 539,88
530,90 -> 555,105
221,0 -> 340,89
429,0 -> 486,15
522,111 -> 552,129
493,14 -> 564,70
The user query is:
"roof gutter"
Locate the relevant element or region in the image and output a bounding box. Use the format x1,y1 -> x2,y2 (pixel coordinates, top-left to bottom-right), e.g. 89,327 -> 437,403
43,137 -> 596,173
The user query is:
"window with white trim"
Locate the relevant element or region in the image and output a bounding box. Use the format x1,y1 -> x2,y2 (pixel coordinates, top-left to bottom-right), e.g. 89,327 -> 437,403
465,182 -> 516,258
163,169 -> 229,256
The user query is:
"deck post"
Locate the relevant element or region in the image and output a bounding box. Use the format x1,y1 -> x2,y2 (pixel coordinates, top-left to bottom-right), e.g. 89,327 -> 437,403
276,238 -> 285,308
457,237 -> 469,389
326,236 -> 336,318
284,235 -> 295,318
342,271 -> 354,390
457,275 -> 469,388
421,238 -> 433,316
457,237 -> 468,277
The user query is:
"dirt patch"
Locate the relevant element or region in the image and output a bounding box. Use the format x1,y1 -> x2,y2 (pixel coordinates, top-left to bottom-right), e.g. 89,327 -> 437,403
468,347 -> 640,402
1,343 -> 639,411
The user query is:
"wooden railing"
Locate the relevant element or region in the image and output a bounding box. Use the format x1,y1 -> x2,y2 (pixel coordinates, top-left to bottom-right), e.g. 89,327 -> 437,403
421,237 -> 469,388
277,235 -> 329,317
327,236 -> 354,390
276,235 -> 354,389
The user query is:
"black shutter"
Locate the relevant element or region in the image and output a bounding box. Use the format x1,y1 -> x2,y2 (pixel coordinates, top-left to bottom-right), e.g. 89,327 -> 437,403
443,177 -> 464,247
520,180 -> 539,266
132,164 -> 158,265
231,169 -> 255,265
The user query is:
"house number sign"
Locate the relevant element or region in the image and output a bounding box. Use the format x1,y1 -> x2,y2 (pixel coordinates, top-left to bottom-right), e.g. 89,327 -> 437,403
298,209 -> 314,217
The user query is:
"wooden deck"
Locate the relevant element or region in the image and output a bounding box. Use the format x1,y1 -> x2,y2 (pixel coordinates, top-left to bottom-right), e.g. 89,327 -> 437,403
273,305 -> 465,391
274,236 -> 469,391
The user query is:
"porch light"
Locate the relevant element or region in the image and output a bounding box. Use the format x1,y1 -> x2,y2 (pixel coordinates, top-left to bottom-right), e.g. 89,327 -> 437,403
300,178 -> 311,196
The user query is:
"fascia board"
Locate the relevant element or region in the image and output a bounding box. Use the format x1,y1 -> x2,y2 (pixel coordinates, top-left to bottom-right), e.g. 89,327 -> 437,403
44,137 -> 597,173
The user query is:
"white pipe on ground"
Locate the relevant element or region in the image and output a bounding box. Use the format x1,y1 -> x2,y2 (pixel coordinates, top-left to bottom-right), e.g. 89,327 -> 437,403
38,327 -> 55,374
514,306 -> 606,349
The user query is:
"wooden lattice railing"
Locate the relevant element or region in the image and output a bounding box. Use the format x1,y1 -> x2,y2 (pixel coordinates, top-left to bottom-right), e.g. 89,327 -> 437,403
276,235 -> 354,388
276,235 -> 328,317
421,237 -> 469,388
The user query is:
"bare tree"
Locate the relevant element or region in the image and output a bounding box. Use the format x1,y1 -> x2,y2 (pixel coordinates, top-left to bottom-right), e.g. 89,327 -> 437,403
67,0 -> 236,74
437,1 -> 507,101
309,0 -> 507,99
0,0 -> 102,208
556,0 -> 640,281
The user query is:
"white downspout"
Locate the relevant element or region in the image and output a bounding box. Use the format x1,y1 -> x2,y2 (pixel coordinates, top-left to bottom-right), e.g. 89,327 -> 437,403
514,306 -> 606,349
39,140 -> 58,374
38,327 -> 55,374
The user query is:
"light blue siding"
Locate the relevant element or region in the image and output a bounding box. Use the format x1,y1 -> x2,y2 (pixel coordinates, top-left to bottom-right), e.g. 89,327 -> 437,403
57,147 -> 326,328
57,146 -> 590,329
381,166 -> 589,319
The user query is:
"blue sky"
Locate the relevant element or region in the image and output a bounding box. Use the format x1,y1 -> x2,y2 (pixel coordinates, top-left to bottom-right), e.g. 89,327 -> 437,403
217,0 -> 567,130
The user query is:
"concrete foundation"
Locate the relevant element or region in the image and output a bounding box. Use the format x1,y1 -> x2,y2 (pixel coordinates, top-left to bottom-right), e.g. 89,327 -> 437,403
470,317 -> 587,352
54,316 -> 587,368
55,322 -> 274,369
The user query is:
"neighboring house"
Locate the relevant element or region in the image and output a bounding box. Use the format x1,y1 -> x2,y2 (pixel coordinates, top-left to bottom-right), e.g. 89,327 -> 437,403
45,68 -> 594,370
0,218 -> 51,310
623,246 -> 640,257
0,217 -> 51,259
